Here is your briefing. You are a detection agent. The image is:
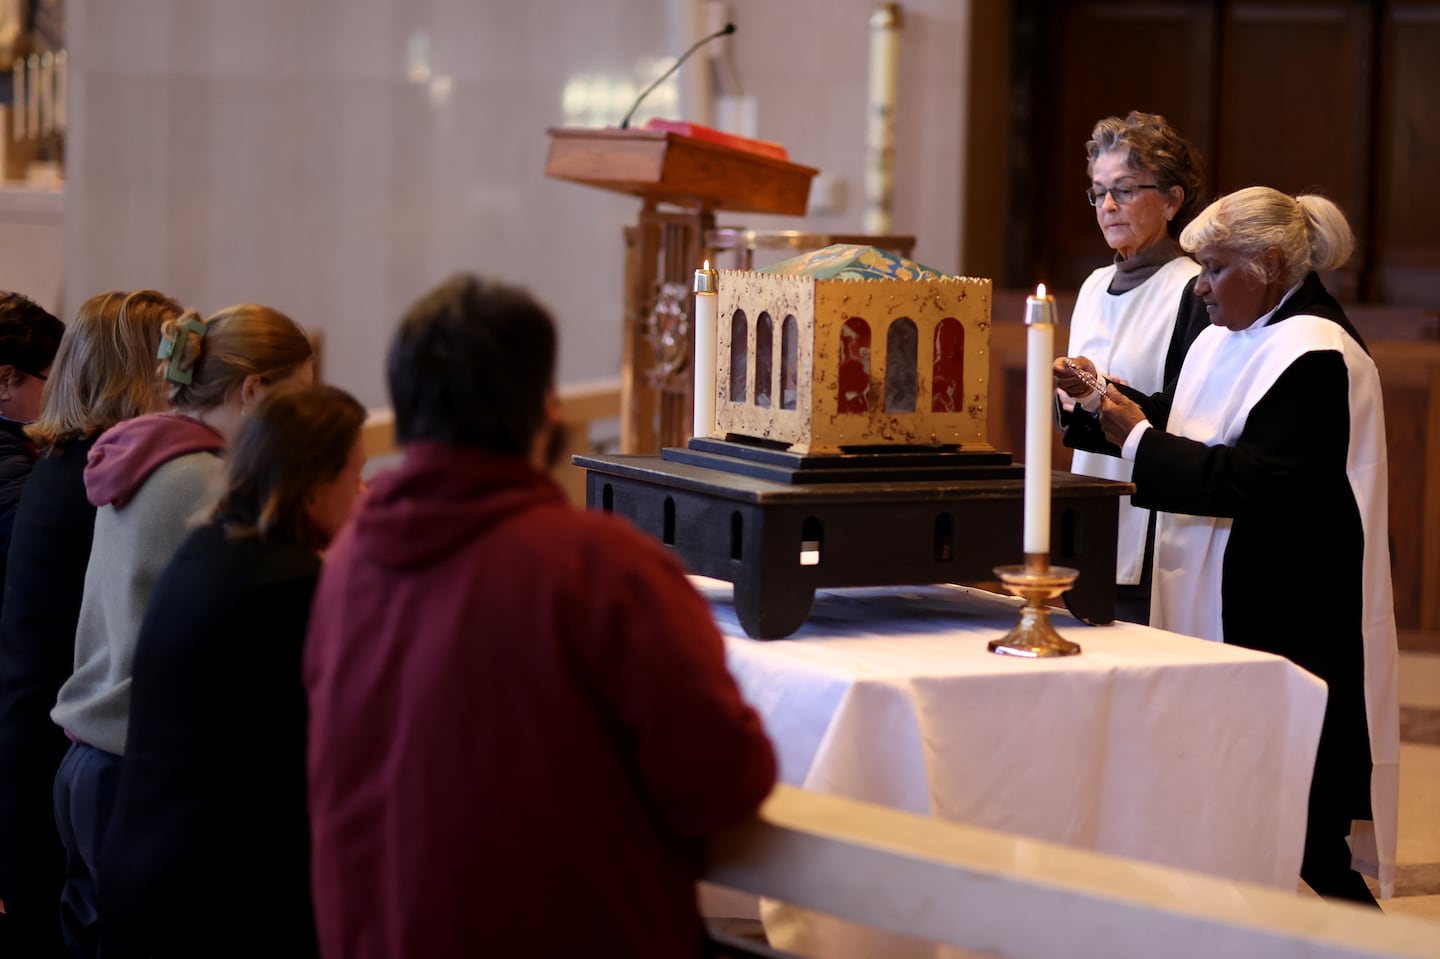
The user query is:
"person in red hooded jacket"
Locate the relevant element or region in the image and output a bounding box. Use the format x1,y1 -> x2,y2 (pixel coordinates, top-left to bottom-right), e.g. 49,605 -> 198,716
304,274 -> 776,959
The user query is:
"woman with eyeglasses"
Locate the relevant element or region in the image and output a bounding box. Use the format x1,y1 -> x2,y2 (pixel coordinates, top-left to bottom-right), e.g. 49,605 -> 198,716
1063,111 -> 1209,624
0,292 -> 65,611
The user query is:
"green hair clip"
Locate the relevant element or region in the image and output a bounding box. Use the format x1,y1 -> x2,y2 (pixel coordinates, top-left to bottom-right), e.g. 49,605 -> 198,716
156,317 -> 210,385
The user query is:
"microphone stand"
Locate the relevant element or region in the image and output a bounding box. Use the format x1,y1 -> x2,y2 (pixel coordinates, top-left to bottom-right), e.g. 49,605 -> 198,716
619,23 -> 735,130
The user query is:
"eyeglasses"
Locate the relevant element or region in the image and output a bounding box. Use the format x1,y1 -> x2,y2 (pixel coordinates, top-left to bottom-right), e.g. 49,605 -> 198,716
1086,184 -> 1161,206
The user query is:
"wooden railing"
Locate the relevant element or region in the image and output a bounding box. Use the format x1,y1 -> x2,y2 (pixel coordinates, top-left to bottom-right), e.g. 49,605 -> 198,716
360,377 -> 622,506
703,785 -> 1439,959
1371,340 -> 1440,631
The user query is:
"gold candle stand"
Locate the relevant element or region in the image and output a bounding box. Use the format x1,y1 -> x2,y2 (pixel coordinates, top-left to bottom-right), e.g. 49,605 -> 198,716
988,554 -> 1082,657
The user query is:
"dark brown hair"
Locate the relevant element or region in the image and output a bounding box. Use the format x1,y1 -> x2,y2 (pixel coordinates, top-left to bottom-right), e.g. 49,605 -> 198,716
0,291 -> 64,377
1086,110 -> 1208,237
387,274 -> 555,454
212,382 -> 366,551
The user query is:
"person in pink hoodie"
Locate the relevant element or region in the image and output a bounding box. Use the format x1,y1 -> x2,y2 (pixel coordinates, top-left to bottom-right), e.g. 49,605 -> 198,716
305,275 -> 776,959
49,304 -> 314,958
99,382 -> 367,959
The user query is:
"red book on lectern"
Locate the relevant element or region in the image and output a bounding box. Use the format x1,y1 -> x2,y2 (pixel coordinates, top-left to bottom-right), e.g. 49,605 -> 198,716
640,118 -> 789,162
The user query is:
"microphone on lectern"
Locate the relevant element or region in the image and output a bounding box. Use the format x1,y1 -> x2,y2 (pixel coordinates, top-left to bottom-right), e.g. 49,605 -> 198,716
619,23 -> 737,129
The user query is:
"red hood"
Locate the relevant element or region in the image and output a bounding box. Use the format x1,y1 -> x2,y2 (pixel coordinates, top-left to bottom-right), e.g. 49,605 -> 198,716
85,413 -> 225,508
354,442 -> 566,571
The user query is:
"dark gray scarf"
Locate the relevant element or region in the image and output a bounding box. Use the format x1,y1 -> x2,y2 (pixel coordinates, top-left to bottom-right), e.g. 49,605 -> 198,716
1107,237 -> 1187,294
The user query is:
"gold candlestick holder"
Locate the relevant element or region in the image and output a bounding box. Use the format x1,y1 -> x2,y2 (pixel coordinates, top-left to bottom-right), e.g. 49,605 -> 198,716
988,554 -> 1082,657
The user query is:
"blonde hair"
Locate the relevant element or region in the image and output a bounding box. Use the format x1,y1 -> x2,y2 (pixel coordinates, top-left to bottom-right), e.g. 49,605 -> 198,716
159,304 -> 313,411
26,289 -> 183,452
1180,186 -> 1355,287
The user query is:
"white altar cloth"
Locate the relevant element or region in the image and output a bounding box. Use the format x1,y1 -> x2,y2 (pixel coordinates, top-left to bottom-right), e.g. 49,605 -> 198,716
710,581 -> 1328,888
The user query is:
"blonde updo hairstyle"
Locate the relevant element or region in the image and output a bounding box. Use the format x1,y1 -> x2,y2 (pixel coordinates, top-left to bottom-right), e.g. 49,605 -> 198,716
1180,186 -> 1355,288
159,304 -> 313,411
27,289 -> 183,452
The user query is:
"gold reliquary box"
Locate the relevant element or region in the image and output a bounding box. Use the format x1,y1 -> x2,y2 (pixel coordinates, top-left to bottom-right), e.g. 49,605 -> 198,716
710,245 -> 993,455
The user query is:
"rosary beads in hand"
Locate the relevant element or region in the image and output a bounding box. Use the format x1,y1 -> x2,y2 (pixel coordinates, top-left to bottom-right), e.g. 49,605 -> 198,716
1063,359 -> 1113,403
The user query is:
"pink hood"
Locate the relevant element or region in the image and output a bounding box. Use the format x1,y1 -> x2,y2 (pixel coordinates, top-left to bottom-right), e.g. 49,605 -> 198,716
85,413 -> 225,508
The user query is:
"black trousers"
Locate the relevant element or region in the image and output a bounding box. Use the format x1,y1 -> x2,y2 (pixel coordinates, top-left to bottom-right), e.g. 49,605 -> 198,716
0,780 -> 67,958
1300,691 -> 1379,908
0,892 -> 67,959
1301,828 -> 1378,906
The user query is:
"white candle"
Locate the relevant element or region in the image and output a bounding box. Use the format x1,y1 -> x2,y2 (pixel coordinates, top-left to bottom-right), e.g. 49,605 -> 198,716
26,53 -> 38,140
692,260 -> 718,440
863,3 -> 899,235
54,51 -> 66,134
1023,283 -> 1055,557
39,52 -> 53,137
12,57 -> 22,143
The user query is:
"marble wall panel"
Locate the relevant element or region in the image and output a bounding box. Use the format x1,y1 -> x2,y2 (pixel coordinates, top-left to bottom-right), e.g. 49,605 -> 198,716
65,0 -> 977,407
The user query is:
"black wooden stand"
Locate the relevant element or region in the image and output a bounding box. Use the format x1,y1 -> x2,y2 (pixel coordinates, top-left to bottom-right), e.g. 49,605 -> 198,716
576,439 -> 1131,639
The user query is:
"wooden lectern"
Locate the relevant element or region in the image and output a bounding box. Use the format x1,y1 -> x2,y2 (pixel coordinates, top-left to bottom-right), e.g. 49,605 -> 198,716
545,127 -> 818,453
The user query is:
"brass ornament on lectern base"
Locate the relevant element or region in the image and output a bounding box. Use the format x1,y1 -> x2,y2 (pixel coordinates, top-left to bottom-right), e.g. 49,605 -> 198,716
988,554 -> 1082,658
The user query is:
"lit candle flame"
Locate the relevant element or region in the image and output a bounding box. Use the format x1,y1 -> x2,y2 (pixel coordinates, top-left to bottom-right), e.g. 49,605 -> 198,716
1036,282 -> 1047,298
703,259 -> 711,270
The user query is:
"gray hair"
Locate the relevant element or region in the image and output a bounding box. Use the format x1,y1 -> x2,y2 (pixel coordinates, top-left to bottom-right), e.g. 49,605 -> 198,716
1179,186 -> 1354,287
1086,110 -> 1208,237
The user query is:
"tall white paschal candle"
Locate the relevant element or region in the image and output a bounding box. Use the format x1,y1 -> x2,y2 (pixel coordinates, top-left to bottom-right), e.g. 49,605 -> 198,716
863,3 -> 900,234
1024,284 -> 1056,557
26,53 -> 39,140
55,50 -> 68,133
692,260 -> 719,440
38,52 -> 53,137
12,58 -> 23,144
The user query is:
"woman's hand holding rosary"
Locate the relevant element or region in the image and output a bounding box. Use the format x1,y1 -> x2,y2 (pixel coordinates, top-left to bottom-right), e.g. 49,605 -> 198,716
1053,356 -> 1148,447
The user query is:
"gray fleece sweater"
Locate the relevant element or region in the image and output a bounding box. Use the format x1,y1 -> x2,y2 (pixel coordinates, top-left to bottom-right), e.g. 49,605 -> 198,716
51,415 -> 225,755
